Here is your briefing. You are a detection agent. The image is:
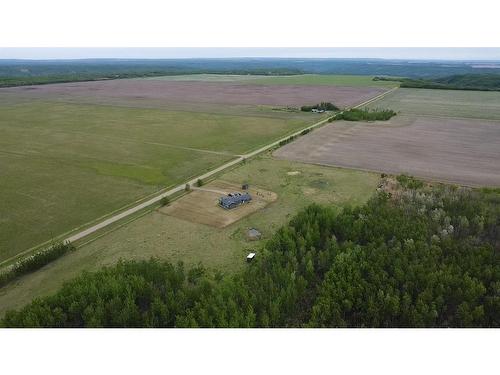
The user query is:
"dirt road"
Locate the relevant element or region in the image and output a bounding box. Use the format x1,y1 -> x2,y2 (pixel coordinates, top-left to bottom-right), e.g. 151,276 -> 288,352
0,86 -> 397,266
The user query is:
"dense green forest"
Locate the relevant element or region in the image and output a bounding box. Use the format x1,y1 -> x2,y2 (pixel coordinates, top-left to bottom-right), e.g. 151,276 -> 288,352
2,178 -> 498,328
375,74 -> 500,91
332,108 -> 397,121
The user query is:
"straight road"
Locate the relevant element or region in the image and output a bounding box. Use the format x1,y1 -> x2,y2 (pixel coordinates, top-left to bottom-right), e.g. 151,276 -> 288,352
1,85 -> 398,263
66,86 -> 398,244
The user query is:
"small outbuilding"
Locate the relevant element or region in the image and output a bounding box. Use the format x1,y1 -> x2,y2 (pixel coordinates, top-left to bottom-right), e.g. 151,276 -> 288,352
246,252 -> 256,262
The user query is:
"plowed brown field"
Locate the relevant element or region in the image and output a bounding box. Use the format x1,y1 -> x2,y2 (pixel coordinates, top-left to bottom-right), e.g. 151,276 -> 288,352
274,115 -> 500,187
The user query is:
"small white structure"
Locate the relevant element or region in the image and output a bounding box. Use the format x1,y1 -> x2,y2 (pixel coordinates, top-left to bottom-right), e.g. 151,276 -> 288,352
246,252 -> 256,262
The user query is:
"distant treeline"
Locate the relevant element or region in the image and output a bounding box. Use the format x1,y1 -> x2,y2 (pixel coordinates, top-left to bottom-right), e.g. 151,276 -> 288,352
300,102 -> 339,112
332,108 -> 397,121
2,58 -> 500,87
0,242 -> 75,288
0,69 -> 301,88
2,181 -> 499,328
374,73 -> 500,91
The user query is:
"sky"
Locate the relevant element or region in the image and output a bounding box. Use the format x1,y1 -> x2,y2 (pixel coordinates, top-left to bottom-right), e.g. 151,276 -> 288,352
1,48 -> 500,60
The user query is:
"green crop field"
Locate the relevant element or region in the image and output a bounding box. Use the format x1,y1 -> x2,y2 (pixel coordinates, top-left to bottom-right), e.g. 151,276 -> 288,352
0,156 -> 380,316
148,74 -> 399,88
0,98 -> 315,262
367,87 -> 500,120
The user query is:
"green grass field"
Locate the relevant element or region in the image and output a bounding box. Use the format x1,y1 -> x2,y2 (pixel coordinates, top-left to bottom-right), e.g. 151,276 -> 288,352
0,156 -> 380,316
0,99 -> 315,261
149,74 -> 399,88
367,88 -> 500,120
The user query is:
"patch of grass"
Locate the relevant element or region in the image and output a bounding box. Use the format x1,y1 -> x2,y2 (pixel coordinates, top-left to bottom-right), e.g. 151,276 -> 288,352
243,74 -> 399,88
90,162 -> 168,185
0,100 -> 313,261
367,88 -> 500,120
0,156 -> 380,316
145,74 -> 399,88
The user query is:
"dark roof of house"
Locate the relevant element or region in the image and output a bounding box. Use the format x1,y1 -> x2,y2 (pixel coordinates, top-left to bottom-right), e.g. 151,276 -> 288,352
219,192 -> 252,207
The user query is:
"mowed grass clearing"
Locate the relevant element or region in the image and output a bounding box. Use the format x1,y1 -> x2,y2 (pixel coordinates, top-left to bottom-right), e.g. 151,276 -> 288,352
0,156 -> 380,316
149,74 -> 399,88
368,88 -> 500,120
0,99 -> 315,261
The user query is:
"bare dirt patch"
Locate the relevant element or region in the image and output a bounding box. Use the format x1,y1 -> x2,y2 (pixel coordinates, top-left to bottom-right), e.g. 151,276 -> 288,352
1,79 -> 386,108
274,116 -> 500,187
159,180 -> 277,228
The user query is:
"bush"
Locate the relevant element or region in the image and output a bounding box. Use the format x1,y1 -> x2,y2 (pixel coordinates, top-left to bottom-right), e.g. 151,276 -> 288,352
334,108 -> 396,121
196,179 -> 203,187
396,174 -> 424,189
0,242 -> 75,288
301,102 -> 339,112
160,196 -> 170,206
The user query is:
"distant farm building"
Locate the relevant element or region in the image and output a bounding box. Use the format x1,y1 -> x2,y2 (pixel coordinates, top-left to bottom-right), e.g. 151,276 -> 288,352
247,252 -> 256,262
219,192 -> 252,209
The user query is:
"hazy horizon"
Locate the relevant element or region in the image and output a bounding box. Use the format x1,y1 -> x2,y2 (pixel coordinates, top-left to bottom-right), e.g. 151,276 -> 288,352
2,48 -> 500,61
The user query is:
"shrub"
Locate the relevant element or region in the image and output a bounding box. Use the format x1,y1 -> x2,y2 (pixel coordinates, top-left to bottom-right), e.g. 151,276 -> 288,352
160,196 -> 170,206
301,102 -> 339,112
396,174 -> 424,189
0,242 -> 75,288
334,108 -> 396,121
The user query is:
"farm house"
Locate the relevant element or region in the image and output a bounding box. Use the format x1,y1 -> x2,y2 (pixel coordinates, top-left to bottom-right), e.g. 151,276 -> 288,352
219,192 -> 252,209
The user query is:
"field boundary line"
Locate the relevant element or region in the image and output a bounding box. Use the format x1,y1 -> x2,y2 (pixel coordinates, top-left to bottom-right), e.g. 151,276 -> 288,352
2,87 -> 396,268
395,112 -> 500,122
294,160 -> 486,189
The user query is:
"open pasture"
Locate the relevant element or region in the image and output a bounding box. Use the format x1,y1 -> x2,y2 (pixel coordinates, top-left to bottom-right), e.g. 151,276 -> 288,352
0,76 -> 386,261
368,88 -> 500,120
152,74 -> 399,88
274,115 -> 500,186
1,78 -> 387,109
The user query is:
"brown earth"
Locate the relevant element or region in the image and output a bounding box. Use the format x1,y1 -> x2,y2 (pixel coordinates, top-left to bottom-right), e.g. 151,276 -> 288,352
159,180 -> 277,228
1,79 -> 386,108
274,115 -> 500,187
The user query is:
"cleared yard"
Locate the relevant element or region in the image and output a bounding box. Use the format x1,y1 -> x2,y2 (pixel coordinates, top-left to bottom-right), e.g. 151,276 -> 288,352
161,181 -> 277,228
274,115 -> 500,186
0,157 -> 380,316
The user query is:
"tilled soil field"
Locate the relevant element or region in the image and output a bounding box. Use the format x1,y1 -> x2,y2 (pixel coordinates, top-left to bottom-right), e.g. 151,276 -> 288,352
1,79 -> 386,108
274,116 -> 500,186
